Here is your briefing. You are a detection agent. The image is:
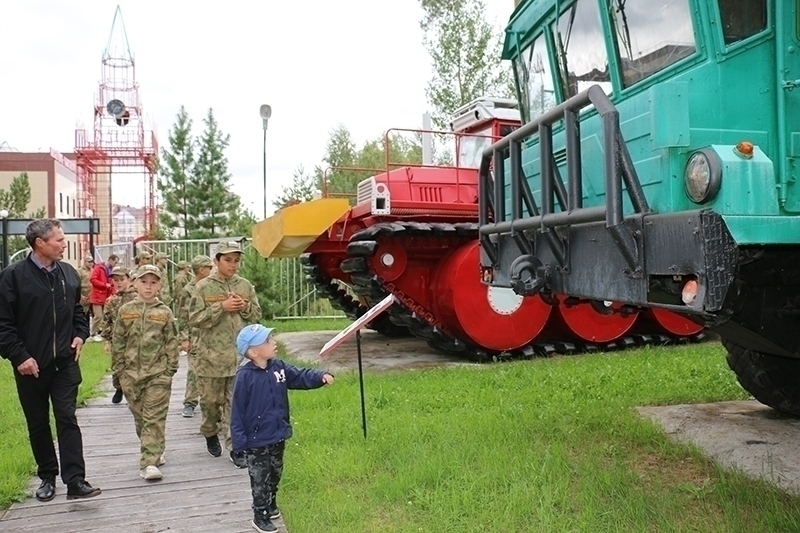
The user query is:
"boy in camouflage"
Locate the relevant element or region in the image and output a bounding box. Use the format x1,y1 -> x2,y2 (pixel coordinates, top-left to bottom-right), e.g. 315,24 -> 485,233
111,264 -> 179,481
173,261 -> 191,298
176,255 -> 214,418
100,266 -> 136,404
187,241 -> 261,462
232,324 -> 334,533
154,253 -> 172,307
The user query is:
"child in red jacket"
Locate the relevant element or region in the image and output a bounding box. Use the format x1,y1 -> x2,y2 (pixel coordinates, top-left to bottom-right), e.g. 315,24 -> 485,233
231,324 -> 333,533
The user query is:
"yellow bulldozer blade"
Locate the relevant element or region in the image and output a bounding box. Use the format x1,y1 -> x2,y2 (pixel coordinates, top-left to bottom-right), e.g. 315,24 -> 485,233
251,198 -> 351,258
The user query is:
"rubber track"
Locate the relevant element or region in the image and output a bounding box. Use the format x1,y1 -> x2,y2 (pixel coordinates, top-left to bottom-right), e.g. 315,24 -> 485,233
301,253 -> 409,337
339,221 -> 707,363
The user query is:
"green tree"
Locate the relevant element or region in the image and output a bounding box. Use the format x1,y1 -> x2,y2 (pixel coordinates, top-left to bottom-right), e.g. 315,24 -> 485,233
191,108 -> 240,238
420,0 -> 513,130
322,127 -> 424,201
237,247 -> 284,317
157,106 -> 196,238
273,165 -> 319,210
0,172 -> 46,257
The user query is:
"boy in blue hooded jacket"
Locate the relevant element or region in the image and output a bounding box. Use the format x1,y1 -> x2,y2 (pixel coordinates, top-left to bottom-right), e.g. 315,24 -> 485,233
232,324 -> 334,533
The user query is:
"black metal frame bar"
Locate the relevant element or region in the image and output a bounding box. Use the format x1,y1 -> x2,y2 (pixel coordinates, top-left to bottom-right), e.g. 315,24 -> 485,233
478,85 -> 650,273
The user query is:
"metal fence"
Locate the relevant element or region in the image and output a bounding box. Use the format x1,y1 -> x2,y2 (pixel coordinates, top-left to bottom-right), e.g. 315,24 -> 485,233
93,238 -> 347,320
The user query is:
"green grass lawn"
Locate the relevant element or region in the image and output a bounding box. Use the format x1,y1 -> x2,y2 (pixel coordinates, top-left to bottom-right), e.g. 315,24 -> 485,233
2,337 -> 800,532
0,343 -> 109,508
279,341 -> 800,532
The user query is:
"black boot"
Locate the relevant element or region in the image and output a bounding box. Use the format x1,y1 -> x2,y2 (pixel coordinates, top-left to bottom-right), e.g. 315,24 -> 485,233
268,495 -> 281,519
252,510 -> 277,533
205,435 -> 222,457
111,388 -> 124,404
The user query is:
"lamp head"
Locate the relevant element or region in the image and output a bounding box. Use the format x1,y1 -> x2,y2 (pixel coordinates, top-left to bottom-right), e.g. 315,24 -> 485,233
0,209 -> 8,218
85,209 -> 94,218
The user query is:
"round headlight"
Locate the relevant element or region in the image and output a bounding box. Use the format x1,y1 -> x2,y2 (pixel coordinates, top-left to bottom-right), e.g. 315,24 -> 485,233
684,149 -> 722,203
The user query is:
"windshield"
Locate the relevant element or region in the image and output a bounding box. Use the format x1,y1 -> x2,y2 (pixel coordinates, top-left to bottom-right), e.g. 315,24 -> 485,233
513,33 -> 558,123
457,129 -> 493,168
611,0 -> 696,87
553,0 -> 612,98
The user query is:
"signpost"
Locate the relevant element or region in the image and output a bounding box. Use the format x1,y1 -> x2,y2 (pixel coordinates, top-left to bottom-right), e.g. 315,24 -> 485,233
320,294 -> 396,439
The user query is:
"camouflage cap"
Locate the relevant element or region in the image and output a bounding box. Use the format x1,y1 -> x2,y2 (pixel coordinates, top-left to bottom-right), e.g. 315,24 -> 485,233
155,252 -> 168,260
136,251 -> 152,260
134,264 -> 162,280
177,260 -> 190,269
111,265 -> 130,277
216,241 -> 243,255
83,253 -> 94,262
191,254 -> 213,270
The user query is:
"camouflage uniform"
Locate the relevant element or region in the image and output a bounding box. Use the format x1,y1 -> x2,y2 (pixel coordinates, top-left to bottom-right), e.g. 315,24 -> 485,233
176,255 -> 214,409
173,261 -> 191,299
101,266 -> 137,390
155,253 -> 172,307
188,249 -> 261,450
111,265 -> 179,470
78,264 -> 92,315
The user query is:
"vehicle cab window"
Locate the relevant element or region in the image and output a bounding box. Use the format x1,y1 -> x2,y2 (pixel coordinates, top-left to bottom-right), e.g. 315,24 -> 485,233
553,0 -> 612,98
717,0 -> 767,45
610,0 -> 696,87
513,33 -> 558,123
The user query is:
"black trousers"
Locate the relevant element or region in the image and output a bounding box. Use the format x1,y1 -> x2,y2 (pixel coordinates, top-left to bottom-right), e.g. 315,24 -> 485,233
14,358 -> 86,486
246,441 -> 286,514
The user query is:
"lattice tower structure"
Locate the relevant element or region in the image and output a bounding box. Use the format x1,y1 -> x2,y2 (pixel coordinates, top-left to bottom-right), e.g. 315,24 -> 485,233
74,6 -> 158,246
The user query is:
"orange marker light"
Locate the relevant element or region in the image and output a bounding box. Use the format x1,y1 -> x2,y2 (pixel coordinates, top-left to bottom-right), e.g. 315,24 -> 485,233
734,141 -> 754,159
681,279 -> 699,305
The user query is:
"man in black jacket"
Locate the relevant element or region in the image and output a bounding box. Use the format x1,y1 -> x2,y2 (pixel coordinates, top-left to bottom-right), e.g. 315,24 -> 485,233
0,218 -> 101,502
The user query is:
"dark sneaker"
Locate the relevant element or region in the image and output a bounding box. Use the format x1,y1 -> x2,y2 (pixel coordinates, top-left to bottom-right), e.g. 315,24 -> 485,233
66,480 -> 101,500
268,504 -> 281,520
182,405 -> 195,418
252,511 -> 278,533
230,450 -> 247,469
111,388 -> 124,404
268,496 -> 280,519
35,476 -> 56,502
206,435 -> 222,457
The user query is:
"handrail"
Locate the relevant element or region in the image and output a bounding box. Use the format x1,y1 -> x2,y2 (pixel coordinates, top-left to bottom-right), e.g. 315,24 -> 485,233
478,84 -> 650,274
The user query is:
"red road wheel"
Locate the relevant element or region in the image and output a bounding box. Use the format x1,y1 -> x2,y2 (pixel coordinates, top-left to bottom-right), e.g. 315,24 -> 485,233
647,308 -> 703,337
431,241 -> 552,351
554,294 -> 638,343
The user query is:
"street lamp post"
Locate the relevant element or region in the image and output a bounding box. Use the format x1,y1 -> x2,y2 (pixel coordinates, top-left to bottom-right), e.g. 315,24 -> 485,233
0,209 -> 8,270
259,104 -> 272,220
85,209 -> 95,258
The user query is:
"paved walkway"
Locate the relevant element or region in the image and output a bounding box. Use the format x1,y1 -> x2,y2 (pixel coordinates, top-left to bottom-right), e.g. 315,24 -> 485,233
0,355 -> 288,533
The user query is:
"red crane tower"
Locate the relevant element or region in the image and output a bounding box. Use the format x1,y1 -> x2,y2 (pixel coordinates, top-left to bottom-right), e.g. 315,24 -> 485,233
74,5 -> 158,246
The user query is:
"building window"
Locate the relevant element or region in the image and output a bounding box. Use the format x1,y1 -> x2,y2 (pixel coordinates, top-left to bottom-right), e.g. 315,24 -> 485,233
66,196 -> 70,215
59,193 -> 63,213
73,199 -> 76,216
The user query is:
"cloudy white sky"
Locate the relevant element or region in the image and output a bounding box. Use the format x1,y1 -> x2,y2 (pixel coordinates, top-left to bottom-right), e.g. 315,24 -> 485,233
0,0 -> 513,219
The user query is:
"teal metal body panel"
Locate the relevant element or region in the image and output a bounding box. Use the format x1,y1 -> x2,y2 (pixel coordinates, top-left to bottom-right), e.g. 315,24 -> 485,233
504,0 -> 797,245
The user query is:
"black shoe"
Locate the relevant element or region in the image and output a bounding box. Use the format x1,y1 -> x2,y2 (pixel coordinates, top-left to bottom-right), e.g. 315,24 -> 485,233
206,435 -> 222,457
230,450 -> 247,469
111,388 -> 124,404
35,476 -> 56,502
66,480 -> 101,500
252,511 -> 278,533
268,502 -> 281,520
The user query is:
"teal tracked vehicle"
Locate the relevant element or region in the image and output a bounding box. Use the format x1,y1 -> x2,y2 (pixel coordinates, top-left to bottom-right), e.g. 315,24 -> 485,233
480,1 -> 800,413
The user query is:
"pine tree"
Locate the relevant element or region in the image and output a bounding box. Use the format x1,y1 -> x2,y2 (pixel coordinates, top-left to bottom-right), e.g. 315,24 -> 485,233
157,106 -> 195,238
191,108 -> 239,238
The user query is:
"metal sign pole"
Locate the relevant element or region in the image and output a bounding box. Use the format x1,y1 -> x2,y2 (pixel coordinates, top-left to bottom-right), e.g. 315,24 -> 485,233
356,330 -> 367,439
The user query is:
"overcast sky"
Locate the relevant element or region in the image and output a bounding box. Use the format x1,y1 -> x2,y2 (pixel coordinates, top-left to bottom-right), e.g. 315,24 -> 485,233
0,0 -> 513,219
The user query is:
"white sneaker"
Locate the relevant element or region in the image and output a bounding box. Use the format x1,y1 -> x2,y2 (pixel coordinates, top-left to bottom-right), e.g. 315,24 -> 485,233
139,465 -> 162,480
157,454 -> 166,466
90,335 -> 103,342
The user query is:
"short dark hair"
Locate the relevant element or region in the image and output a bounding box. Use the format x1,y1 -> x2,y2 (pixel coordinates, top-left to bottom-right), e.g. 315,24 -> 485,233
25,218 -> 62,249
108,254 -> 119,262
